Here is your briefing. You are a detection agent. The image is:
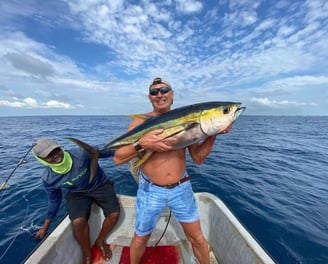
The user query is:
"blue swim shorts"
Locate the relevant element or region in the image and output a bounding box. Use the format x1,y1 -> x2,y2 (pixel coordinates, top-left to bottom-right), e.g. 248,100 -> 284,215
134,172 -> 199,236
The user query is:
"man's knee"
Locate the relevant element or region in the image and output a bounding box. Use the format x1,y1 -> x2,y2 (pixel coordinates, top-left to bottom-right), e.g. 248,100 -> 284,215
107,211 -> 120,223
71,217 -> 89,235
131,233 -> 150,248
186,230 -> 207,246
72,217 -> 88,226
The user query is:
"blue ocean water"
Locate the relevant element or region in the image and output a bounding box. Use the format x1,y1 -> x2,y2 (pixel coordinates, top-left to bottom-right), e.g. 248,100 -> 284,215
0,115 -> 327,264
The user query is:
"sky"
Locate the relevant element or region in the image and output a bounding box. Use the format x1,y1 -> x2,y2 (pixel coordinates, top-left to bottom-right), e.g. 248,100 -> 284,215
0,0 -> 327,116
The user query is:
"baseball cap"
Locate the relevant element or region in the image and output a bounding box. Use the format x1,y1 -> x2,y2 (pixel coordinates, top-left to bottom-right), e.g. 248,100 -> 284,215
149,77 -> 171,89
32,138 -> 61,158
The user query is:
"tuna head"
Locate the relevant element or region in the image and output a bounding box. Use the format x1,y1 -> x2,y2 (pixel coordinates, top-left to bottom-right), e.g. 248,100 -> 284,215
199,103 -> 245,136
168,102 -> 245,150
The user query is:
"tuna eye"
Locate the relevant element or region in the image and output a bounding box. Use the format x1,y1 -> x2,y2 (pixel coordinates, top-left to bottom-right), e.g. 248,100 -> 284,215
223,107 -> 230,114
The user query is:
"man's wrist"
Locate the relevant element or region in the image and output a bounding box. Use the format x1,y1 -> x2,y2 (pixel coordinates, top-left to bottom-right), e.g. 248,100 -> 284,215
133,141 -> 144,152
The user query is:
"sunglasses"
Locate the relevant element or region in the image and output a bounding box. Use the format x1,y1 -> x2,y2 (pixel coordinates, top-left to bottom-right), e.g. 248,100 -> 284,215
149,86 -> 172,96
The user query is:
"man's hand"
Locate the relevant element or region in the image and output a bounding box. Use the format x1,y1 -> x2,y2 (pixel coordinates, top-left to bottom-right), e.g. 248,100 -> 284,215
35,218 -> 51,239
35,228 -> 47,239
139,129 -> 177,152
218,124 -> 233,134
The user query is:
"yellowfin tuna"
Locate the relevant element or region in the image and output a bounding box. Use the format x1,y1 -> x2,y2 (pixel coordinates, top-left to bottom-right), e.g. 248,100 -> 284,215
104,101 -> 246,166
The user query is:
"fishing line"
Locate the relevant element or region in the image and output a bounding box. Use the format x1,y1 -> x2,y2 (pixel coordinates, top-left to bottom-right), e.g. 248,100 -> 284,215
0,143 -> 36,191
0,181 -> 43,262
0,195 -> 30,262
0,143 -> 43,262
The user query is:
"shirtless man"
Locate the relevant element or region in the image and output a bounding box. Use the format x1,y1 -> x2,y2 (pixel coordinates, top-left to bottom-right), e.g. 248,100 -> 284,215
114,77 -> 218,264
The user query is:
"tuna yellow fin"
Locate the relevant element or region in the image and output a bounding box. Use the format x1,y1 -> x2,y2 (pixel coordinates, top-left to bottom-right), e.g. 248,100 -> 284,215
129,157 -> 141,183
136,150 -> 153,166
128,114 -> 151,120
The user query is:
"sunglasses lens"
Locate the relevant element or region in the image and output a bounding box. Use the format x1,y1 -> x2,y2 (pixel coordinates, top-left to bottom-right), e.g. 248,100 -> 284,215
149,87 -> 171,96
149,89 -> 159,96
160,87 -> 170,94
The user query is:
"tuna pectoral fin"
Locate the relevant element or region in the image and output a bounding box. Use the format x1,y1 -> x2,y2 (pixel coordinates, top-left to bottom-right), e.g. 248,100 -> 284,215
160,122 -> 197,139
66,137 -> 99,183
133,123 -> 198,167
134,123 -> 197,167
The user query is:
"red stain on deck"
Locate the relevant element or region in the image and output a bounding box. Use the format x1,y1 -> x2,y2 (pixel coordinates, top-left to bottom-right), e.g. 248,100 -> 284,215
119,245 -> 181,264
91,244 -> 104,264
91,244 -> 180,264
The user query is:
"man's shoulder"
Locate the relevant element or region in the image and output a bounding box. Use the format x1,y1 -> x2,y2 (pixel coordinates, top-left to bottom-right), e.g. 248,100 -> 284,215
68,148 -> 88,158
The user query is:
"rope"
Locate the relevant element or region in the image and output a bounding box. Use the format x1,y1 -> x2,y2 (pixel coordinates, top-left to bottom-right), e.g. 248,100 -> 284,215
140,209 -> 172,263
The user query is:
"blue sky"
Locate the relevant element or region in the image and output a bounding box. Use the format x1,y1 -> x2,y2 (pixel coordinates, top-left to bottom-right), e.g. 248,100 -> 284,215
0,0 -> 327,116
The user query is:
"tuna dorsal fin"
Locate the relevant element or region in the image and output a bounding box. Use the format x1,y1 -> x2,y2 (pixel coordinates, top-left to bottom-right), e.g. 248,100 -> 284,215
128,114 -> 151,120
66,137 -> 99,183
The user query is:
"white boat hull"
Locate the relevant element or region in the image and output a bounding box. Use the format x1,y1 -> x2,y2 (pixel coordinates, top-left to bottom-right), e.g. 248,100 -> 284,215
24,192 -> 275,264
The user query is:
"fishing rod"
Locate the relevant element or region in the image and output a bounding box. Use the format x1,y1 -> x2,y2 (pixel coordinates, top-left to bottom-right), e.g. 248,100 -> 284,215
0,143 -> 36,190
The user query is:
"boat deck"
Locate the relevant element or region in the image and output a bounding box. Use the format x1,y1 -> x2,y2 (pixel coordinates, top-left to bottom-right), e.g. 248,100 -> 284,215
24,193 -> 274,264
97,243 -> 219,264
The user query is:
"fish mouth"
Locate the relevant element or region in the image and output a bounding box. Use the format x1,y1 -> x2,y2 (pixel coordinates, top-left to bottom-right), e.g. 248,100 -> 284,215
234,106 -> 246,119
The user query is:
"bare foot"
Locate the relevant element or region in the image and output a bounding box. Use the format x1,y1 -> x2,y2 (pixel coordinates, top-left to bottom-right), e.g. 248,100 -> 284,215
82,256 -> 91,264
95,243 -> 112,261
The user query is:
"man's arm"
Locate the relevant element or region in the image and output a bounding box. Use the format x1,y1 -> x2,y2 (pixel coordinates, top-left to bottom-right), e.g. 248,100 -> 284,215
113,118 -> 144,165
36,218 -> 51,239
188,135 -> 217,164
113,128 -> 175,165
113,117 -> 176,165
188,124 -> 233,164
35,187 -> 62,239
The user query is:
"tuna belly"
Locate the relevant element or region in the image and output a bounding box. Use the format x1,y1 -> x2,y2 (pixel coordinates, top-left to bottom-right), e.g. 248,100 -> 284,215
171,125 -> 207,149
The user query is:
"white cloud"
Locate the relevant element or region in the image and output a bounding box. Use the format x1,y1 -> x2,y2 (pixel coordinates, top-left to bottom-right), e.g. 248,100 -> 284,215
176,0 -> 203,13
0,0 -> 327,116
250,97 -> 317,108
0,97 -> 78,109
43,100 -> 74,109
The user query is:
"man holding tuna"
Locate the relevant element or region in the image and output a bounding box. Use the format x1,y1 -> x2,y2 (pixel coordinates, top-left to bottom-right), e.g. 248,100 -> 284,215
114,77 -> 226,264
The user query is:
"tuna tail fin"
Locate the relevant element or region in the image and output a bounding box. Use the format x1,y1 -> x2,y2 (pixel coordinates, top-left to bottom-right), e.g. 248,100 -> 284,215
66,137 -> 99,183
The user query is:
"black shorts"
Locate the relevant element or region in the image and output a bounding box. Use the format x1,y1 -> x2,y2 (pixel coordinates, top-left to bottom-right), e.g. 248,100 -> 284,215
65,180 -> 120,221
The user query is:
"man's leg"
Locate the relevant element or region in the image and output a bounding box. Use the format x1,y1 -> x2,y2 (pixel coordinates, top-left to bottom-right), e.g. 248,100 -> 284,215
90,181 -> 121,260
72,217 -> 91,264
94,211 -> 120,261
181,220 -> 210,264
130,233 -> 151,264
130,174 -> 165,263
